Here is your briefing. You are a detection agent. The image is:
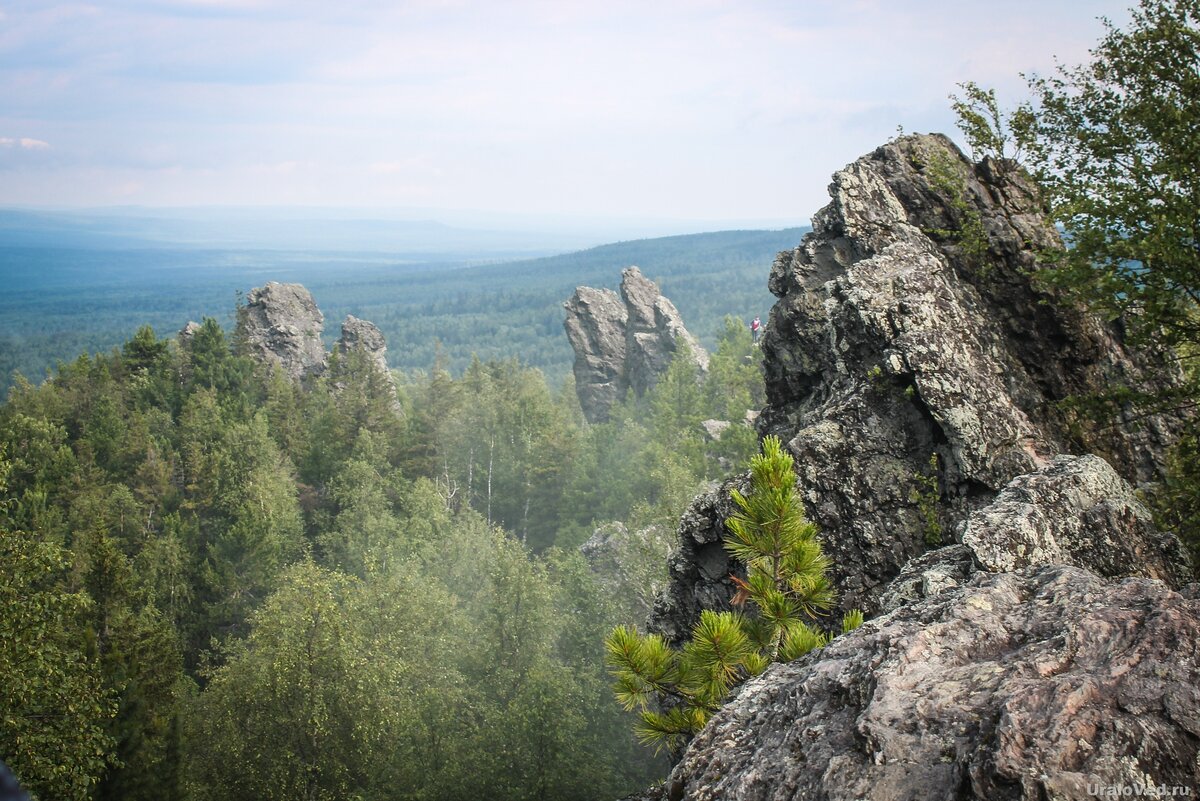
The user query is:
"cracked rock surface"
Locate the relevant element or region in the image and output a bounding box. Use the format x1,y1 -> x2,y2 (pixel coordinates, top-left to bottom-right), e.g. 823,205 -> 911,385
649,134 -> 1187,637
564,267 -> 707,423
665,566 -> 1200,801
236,282 -> 328,382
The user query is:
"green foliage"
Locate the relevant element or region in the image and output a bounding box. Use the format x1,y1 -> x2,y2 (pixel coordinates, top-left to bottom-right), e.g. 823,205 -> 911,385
605,436 -> 862,753
0,228 -> 796,400
1023,0 -> 1200,353
909,453 -> 943,547
949,81 -> 1036,167
918,148 -> 990,262
0,282 -> 765,796
952,0 -> 1200,556
0,454 -> 117,801
188,561 -> 379,801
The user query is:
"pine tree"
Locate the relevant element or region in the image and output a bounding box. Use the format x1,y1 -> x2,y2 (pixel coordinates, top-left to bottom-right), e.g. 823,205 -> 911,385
605,436 -> 861,753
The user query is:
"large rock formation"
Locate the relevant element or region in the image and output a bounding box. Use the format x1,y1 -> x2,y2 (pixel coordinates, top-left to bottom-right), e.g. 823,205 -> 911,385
563,286 -> 629,422
237,282 -> 328,382
649,134 -> 1186,638
564,267 -> 708,422
664,565 -> 1200,801
335,315 -> 392,380
630,132 -> 1198,800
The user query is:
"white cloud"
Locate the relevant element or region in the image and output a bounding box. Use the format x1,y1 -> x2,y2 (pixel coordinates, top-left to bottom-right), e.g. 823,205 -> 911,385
0,137 -> 50,149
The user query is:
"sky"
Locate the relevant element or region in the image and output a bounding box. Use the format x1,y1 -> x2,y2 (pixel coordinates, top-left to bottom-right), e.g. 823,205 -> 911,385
0,0 -> 1131,229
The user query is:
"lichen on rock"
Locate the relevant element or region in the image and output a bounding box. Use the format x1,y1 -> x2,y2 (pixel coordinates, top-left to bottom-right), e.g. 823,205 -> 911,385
650,134 -> 1189,638
666,565 -> 1200,801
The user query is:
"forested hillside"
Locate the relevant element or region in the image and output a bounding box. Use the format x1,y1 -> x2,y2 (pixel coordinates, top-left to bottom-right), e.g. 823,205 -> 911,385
0,227 -> 799,397
0,304 -> 765,800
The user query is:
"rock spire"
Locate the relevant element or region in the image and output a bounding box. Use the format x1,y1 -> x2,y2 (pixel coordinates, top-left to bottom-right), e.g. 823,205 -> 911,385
564,266 -> 708,423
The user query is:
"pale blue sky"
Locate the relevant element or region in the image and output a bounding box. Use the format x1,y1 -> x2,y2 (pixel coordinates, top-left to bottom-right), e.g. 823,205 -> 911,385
0,0 -> 1129,227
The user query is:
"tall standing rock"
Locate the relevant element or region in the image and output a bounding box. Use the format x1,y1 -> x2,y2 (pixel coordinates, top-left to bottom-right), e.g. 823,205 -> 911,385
563,287 -> 629,423
564,267 -> 708,423
649,133 -> 1187,640
237,282 -> 328,382
621,267 -> 709,399
335,315 -> 392,380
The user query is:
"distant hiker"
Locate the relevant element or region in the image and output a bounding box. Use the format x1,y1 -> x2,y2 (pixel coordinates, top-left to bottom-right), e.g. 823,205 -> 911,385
751,316 -> 762,344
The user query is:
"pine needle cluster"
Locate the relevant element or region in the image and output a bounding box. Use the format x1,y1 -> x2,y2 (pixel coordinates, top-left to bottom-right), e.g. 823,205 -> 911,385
604,435 -> 863,753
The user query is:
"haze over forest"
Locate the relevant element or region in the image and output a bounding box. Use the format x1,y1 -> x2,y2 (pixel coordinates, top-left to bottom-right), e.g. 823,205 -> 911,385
4,2 -> 1198,801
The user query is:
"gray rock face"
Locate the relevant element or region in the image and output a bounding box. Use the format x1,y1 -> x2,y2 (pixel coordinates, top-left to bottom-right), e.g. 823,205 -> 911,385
564,267 -> 708,423
648,476 -> 749,648
650,134 -> 1187,633
237,282 -> 328,382
563,287 -> 629,423
665,566 -> 1200,801
620,267 -> 709,399
335,315 -> 392,380
960,454 -> 1191,586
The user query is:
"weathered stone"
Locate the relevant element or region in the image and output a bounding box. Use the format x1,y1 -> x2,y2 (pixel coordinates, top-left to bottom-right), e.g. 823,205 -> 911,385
699,419 -> 730,441
961,453 -> 1191,586
650,134 -> 1189,635
564,268 -> 708,423
876,544 -> 976,614
648,476 -> 749,648
621,267 -> 709,398
237,282 -> 327,382
563,287 -> 628,423
335,315 -> 392,380
666,566 -> 1200,801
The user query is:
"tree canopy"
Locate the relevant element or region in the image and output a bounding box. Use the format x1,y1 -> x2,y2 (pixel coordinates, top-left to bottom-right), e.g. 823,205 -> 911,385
953,0 -> 1200,551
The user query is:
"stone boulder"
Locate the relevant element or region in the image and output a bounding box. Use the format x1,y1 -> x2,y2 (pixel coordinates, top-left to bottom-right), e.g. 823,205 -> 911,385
649,134 -> 1188,634
564,267 -> 708,422
237,282 -> 328,382
960,453 -> 1191,586
664,565 -> 1200,801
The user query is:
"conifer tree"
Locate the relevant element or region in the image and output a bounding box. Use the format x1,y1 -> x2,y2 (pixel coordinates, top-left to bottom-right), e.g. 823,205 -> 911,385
605,436 -> 861,752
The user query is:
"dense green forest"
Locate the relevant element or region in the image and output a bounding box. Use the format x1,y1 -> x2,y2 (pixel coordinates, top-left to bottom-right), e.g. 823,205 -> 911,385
0,302 -> 765,800
0,227 -> 799,397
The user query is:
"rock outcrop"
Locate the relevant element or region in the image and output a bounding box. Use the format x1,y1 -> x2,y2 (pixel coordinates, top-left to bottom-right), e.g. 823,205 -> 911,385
664,566 -> 1200,801
237,282 -> 328,382
564,267 -> 708,423
626,132 -> 1198,801
649,134 -> 1187,637
960,454 -> 1190,585
177,320 -> 202,346
335,315 -> 392,380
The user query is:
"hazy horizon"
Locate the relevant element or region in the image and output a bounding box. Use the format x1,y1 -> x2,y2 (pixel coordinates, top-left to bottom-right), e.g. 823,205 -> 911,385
2,0 -> 1130,225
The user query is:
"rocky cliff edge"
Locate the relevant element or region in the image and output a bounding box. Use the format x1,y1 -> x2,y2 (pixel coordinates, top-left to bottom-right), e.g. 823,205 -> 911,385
635,134 -> 1197,800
